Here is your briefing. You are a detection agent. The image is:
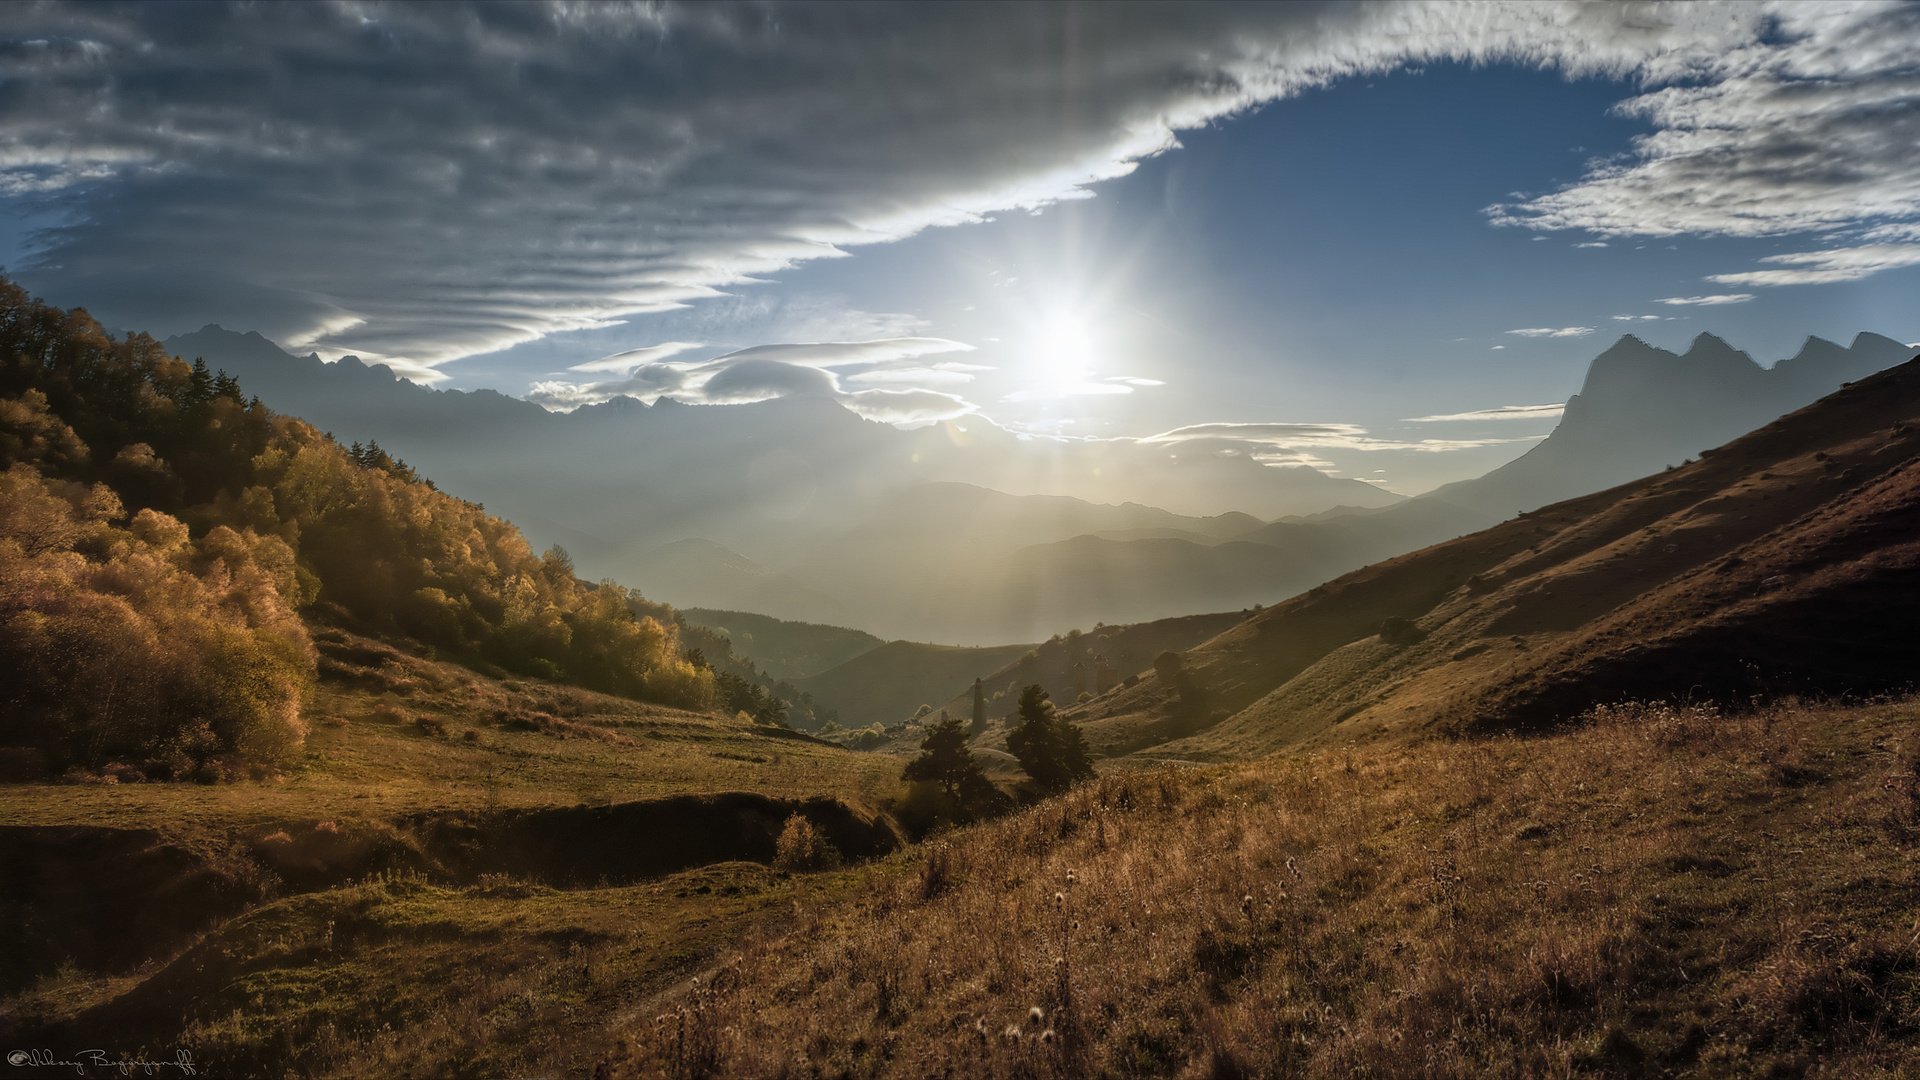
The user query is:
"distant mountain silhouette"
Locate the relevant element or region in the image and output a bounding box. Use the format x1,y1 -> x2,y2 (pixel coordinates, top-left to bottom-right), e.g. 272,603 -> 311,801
1228,331 -> 1916,572
1421,331 -> 1914,521
1067,345 -> 1920,762
160,325 -> 1912,643
159,324 -> 1396,510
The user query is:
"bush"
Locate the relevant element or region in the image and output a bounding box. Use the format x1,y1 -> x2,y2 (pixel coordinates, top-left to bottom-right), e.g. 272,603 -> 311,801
1379,616 -> 1428,646
772,813 -> 841,872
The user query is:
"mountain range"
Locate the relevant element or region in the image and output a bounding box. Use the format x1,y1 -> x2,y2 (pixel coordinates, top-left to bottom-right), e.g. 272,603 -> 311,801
1045,344 -> 1920,763
161,325 -> 1912,643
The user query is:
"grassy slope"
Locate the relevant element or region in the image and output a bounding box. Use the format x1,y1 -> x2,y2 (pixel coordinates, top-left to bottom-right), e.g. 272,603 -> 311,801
12,862 -> 882,1078
0,631 -> 899,831
598,697 -> 1920,1079
1066,354 -> 1920,765
1,631 -> 903,1076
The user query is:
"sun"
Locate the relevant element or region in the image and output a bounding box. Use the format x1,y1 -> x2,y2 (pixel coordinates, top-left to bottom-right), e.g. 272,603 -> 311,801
1034,310 -> 1095,386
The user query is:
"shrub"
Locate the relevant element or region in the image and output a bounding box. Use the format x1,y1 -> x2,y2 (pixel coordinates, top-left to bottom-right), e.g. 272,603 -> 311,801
1378,616 -> 1428,646
772,814 -> 841,872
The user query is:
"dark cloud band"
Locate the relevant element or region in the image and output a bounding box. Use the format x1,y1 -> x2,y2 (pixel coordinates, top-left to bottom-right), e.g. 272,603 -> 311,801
1,1 -> 1913,378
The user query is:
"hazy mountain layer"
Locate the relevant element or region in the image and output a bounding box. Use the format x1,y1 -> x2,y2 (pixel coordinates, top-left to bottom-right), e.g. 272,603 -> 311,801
158,325 -> 1911,644
1063,346 -> 1920,762
680,608 -> 885,683
157,324 -> 1396,521
790,640 -> 1040,730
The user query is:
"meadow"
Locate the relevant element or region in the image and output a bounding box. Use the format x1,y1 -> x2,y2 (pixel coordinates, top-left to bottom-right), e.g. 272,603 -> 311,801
597,696 -> 1920,1079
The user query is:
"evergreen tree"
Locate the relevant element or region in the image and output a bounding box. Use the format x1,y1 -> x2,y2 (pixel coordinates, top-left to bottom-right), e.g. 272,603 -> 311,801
184,357 -> 215,408
1006,684 -> 1095,795
902,716 -> 1004,816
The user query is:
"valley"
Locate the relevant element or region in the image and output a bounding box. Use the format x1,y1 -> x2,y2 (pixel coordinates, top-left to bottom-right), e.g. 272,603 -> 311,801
4,287 -> 1918,1078
9,7 -> 1920,1076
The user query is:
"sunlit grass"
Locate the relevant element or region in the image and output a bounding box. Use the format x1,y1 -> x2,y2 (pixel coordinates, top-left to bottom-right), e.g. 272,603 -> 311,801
600,697 -> 1920,1078
0,647 -> 900,832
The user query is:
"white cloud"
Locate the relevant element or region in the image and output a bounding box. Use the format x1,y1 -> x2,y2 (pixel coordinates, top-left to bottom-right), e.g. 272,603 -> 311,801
1706,244 -> 1920,287
3,1 -> 1914,373
526,334 -> 984,420
841,388 -> 976,424
1574,242 -> 1609,248
842,366 -> 977,387
697,358 -> 840,403
1863,223 -> 1920,243
1406,403 -> 1565,423
1492,4 -> 1920,247
1612,314 -> 1665,321
702,337 -> 974,370
1140,421 -> 1547,453
1655,293 -> 1755,306
1507,326 -> 1596,338
568,340 -> 705,373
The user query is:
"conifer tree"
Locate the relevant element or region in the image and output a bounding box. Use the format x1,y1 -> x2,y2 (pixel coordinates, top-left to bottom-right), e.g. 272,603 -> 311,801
1006,684 -> 1095,795
902,716 -> 1004,817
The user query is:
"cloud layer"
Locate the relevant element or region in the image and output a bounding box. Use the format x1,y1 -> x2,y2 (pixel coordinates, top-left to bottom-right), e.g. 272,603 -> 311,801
1139,421 -> 1547,468
1405,403 -> 1566,423
1656,294 -> 1755,306
1707,245 -> 1920,287
1492,3 -> 1920,243
1507,326 -> 1596,338
3,2 -> 1914,376
527,336 -> 980,423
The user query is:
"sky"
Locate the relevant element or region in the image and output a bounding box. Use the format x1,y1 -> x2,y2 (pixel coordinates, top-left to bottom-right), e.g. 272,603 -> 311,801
3,1 -> 1918,495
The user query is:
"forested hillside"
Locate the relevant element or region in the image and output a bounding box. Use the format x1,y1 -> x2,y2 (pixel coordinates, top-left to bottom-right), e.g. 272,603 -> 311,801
0,281 -> 713,780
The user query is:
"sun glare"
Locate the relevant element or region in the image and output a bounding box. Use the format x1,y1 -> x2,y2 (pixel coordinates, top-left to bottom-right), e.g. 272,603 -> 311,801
1028,310 -> 1108,395
1036,312 -> 1091,375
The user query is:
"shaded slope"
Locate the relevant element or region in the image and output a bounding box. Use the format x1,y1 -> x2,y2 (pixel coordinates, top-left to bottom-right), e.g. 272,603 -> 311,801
680,608 -> 885,681
1069,350 -> 1920,761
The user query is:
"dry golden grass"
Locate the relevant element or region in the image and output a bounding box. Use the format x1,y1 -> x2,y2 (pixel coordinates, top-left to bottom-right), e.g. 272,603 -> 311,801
600,697 -> 1920,1078
6,861 -> 877,1079
0,636 -> 899,833
1,634 -> 903,1074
